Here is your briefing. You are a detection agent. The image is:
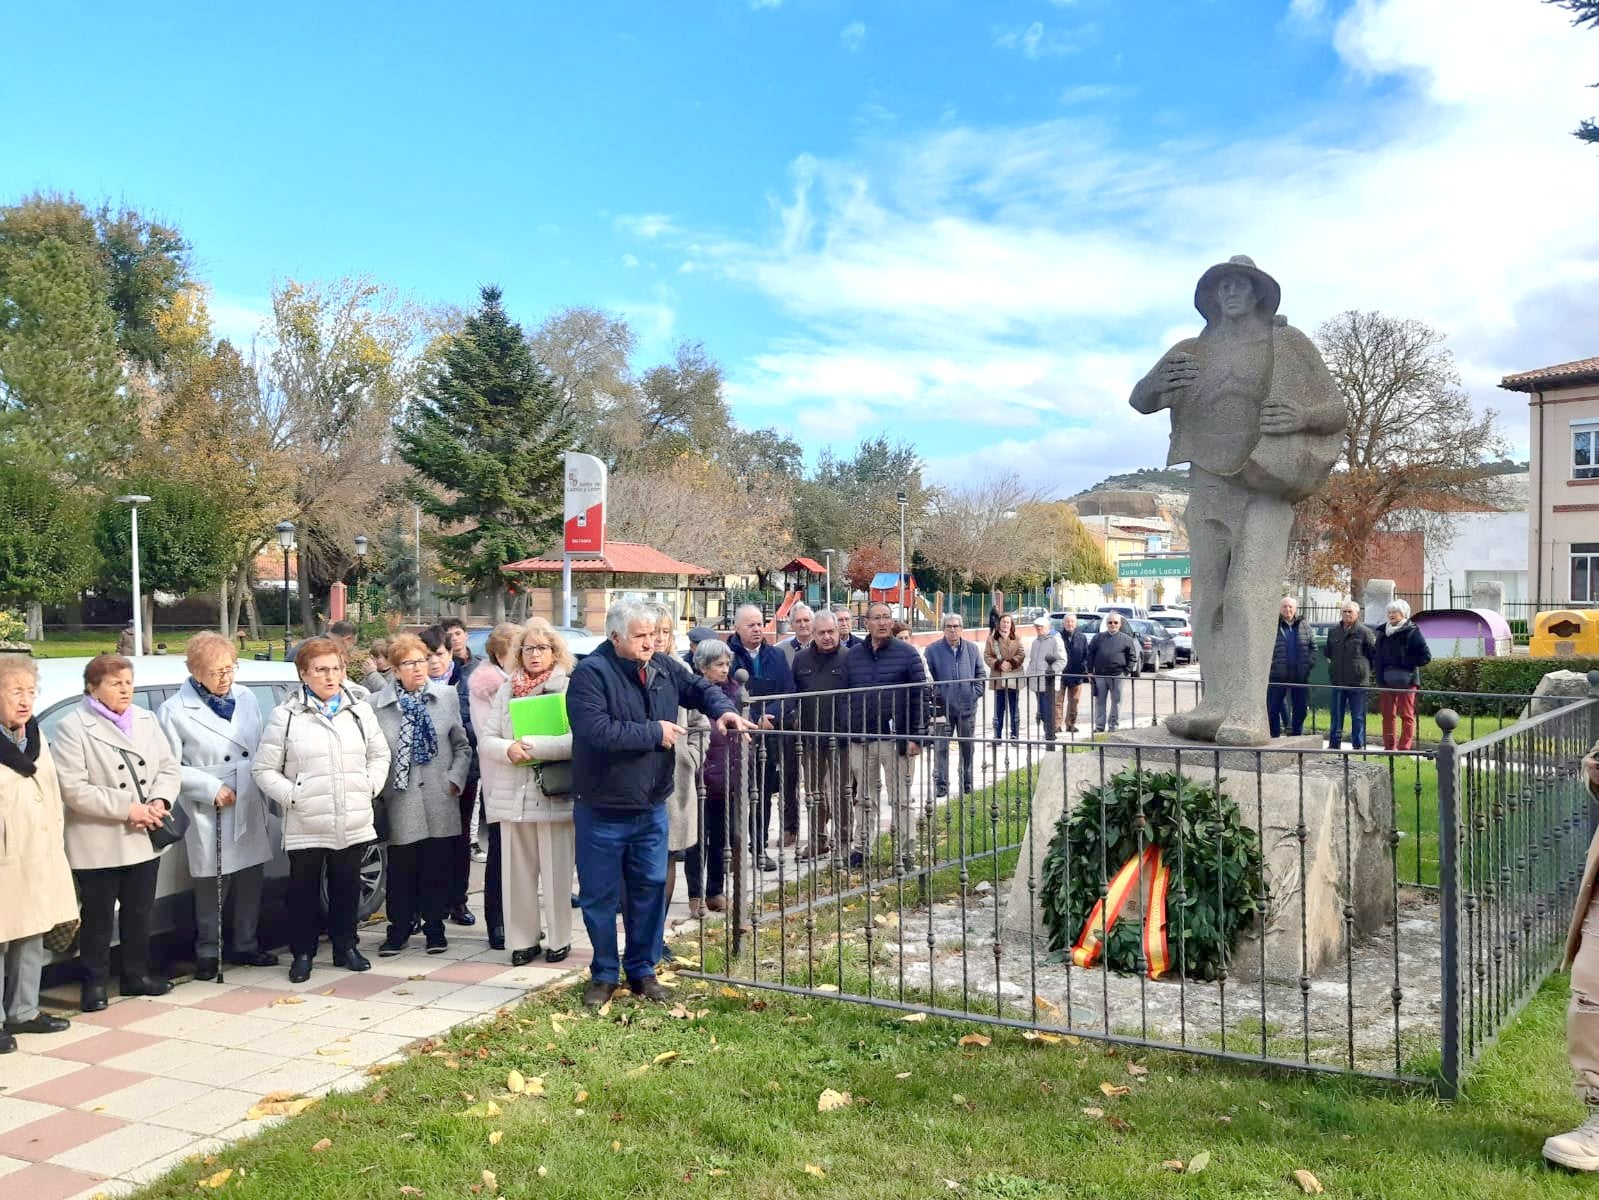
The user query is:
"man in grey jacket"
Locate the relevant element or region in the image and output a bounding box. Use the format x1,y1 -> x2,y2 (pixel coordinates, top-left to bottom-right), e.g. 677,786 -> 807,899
1086,614 -> 1140,733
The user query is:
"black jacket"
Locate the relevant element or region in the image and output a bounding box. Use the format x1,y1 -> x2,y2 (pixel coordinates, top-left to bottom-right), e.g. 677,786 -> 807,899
1372,621 -> 1432,689
567,641 -> 734,813
1086,630 -> 1139,677
841,635 -> 927,746
1325,620 -> 1375,688
1061,630 -> 1091,686
793,643 -> 851,734
727,638 -> 797,727
1269,616 -> 1315,684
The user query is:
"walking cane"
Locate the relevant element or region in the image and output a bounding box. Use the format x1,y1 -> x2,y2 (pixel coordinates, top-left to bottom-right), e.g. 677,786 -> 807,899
214,798 -> 225,984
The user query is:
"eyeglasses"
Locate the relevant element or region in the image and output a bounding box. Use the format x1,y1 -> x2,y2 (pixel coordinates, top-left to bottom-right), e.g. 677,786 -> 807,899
394,658 -> 428,670
305,665 -> 344,676
202,665 -> 236,679
522,643 -> 552,654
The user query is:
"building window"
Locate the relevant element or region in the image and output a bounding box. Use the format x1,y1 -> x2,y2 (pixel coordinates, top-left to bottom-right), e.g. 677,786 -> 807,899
1576,428 -> 1599,480
1574,543 -> 1599,603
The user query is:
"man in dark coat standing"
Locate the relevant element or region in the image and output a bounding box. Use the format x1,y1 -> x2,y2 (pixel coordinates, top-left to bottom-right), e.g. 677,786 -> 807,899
728,604 -> 797,869
792,610 -> 851,858
567,600 -> 748,1008
1086,614 -> 1140,733
1324,600 -> 1375,750
1059,613 -> 1091,733
923,612 -> 985,797
842,602 -> 928,869
1267,597 -> 1316,738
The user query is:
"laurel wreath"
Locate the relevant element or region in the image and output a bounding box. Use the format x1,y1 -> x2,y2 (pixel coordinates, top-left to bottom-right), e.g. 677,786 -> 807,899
1040,767 -> 1265,982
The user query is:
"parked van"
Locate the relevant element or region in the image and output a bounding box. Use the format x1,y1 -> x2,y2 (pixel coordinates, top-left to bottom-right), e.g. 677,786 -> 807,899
1096,603 -> 1150,622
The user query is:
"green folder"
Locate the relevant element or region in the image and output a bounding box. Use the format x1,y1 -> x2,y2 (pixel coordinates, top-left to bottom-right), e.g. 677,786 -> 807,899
509,692 -> 570,743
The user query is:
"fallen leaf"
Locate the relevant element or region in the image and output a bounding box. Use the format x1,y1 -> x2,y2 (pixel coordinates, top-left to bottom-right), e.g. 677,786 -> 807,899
459,1100 -> 502,1119
507,1070 -> 526,1094
488,1130 -> 503,1146
943,1180 -> 961,1191
1162,1160 -> 1185,1172
246,1095 -> 319,1119
1187,1151 -> 1211,1175
804,1164 -> 826,1178
1022,1031 -> 1063,1044
310,1138 -> 332,1153
315,1047 -> 349,1057
611,1139 -> 623,1152
895,1072 -> 912,1080
656,970 -> 678,983
958,1033 -> 992,1048
1259,1100 -> 1273,1111
537,1165 -> 548,1177
598,1000 -> 613,1017
1106,1115 -> 1132,1132
197,1167 -> 233,1189
1127,1063 -> 1149,1078
900,1012 -> 928,1023
399,1189 -> 425,1198
482,1168 -> 498,1191
652,1050 -> 678,1064
1292,1169 -> 1325,1195
524,1077 -> 546,1097
1081,1106 -> 1105,1117
268,995 -> 305,1007
718,986 -> 743,999
817,1088 -> 852,1112
814,983 -> 839,993
366,1062 -> 399,1077
668,1004 -> 692,1019
575,1089 -> 589,1104
1099,1082 -> 1131,1098
625,1065 -> 651,1077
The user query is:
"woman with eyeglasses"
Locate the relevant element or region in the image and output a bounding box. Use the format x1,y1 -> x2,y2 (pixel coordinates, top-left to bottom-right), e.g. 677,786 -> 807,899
156,633 -> 278,980
477,619 -> 575,965
252,637 -> 390,983
370,633 -> 471,957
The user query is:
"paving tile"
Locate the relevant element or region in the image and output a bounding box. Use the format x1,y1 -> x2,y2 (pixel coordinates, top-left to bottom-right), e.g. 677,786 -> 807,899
428,960 -> 515,985
316,973 -> 396,1001
362,957 -> 429,978
0,1096 -> 62,1135
120,1005 -> 229,1040
186,1014 -> 286,1049
92,1075 -> 212,1123
122,1137 -> 219,1186
237,1022 -> 342,1059
162,1047 -> 283,1088
8,1022 -> 102,1055
365,978 -> 467,1005
301,999 -> 413,1032
419,939 -> 482,960
428,984 -> 527,1014
98,1036 -> 218,1078
494,965 -> 575,991
0,1108 -> 125,1161
0,1152 -> 29,1178
190,986 -> 289,1015
0,1053 -> 83,1094
49,1119 -> 197,1175
0,1162 -> 109,1200
73,999 -> 169,1030
144,1087 -> 263,1136
316,1071 -> 370,1097
238,1058 -> 351,1098
368,1006 -> 472,1040
43,1030 -> 163,1066
248,991 -> 350,1023
12,1067 -> 149,1109
307,1031 -> 410,1067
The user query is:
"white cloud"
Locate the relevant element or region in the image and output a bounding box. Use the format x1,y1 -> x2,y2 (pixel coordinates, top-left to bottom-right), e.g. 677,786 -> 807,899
993,20 -> 1085,59
1288,0 -> 1325,20
840,20 -> 867,52
749,0 -> 783,8
614,213 -> 677,239
621,253 -> 640,269
663,0 -> 1596,486
208,292 -> 273,348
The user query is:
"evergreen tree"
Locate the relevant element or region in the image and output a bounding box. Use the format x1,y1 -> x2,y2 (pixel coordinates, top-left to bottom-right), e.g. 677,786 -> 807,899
1549,0 -> 1599,143
398,286 -> 571,612
0,462 -> 97,608
93,476 -> 232,640
375,517 -> 420,614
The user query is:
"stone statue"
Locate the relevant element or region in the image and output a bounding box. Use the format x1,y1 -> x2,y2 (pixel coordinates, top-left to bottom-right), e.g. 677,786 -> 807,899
1130,256 -> 1345,746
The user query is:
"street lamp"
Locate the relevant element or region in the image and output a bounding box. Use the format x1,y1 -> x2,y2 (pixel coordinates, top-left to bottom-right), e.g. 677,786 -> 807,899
276,521 -> 296,661
822,549 -> 836,609
114,495 -> 151,657
353,534 -> 369,630
896,489 -> 908,623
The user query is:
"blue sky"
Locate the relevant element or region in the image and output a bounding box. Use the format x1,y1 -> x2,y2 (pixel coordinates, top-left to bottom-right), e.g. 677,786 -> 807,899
5,1 -> 1597,494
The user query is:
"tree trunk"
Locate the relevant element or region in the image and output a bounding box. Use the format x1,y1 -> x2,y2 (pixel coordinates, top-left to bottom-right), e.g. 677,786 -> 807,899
243,588 -> 262,642
219,576 -> 231,638
492,588 -> 506,624
25,602 -> 42,642
142,594 -> 155,654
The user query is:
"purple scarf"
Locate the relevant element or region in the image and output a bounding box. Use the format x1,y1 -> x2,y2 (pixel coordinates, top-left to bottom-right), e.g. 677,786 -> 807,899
85,695 -> 135,736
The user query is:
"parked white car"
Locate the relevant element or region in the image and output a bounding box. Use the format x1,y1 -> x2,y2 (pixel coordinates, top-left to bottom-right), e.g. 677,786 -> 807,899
1149,612 -> 1194,661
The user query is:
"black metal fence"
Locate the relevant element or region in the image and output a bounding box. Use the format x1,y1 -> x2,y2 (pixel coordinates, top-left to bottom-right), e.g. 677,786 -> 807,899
672,672 -> 1599,1095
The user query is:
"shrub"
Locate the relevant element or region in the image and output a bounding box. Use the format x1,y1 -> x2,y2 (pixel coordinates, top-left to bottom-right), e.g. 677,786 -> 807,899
1417,656 -> 1599,715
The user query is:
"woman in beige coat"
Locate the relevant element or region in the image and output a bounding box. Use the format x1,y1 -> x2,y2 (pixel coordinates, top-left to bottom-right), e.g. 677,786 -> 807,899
52,654 -> 182,1011
984,613 -> 1024,742
1545,739 -> 1599,1170
0,655 -> 76,1050
478,619 -> 574,966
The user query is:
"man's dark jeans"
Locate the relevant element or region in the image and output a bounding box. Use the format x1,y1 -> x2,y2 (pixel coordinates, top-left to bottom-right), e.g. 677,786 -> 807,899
1327,686 -> 1368,749
933,711 -> 975,795
574,804 -> 669,986
1266,682 -> 1308,738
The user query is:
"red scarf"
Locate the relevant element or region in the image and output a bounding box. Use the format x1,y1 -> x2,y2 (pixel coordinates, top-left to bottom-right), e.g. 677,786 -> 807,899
511,666 -> 553,698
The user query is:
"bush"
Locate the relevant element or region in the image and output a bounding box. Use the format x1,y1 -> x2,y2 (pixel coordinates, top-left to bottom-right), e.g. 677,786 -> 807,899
1417,656 -> 1599,715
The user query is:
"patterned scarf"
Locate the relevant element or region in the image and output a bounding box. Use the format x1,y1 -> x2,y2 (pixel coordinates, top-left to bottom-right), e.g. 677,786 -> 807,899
85,695 -> 134,736
510,666 -> 553,699
393,685 -> 438,791
0,717 -> 38,778
305,687 -> 343,719
190,676 -> 237,722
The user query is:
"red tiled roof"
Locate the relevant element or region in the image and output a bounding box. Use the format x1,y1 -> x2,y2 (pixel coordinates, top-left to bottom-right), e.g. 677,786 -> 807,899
1501,356 -> 1599,392
502,541 -> 712,576
783,557 -> 826,573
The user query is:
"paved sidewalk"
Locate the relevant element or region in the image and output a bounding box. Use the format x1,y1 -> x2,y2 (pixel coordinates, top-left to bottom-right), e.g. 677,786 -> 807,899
0,885 -> 591,1200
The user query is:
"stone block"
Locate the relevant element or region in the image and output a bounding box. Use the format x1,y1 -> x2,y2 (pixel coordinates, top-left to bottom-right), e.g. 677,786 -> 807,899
1469,581 -> 1505,614
1363,579 -> 1396,627
1003,729 -> 1393,982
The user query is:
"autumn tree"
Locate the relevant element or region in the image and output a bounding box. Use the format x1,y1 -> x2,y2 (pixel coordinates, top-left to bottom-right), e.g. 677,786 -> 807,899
843,543 -> 894,593
399,285 -> 570,621
528,305 -> 638,464
1294,311 -> 1508,597
1013,501 -> 1114,590
918,472 -> 1039,590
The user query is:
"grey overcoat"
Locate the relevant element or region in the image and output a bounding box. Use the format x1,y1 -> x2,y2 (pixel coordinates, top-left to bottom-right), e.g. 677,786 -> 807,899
370,681 -> 472,847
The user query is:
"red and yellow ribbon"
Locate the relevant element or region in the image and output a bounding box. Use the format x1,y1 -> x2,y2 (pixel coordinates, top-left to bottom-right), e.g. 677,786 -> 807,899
1071,845 -> 1172,981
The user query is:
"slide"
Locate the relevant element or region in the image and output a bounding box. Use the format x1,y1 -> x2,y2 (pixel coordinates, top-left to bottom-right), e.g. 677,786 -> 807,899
776,589 -> 802,620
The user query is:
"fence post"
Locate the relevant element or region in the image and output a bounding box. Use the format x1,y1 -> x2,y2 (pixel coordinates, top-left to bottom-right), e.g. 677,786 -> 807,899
1436,707 -> 1461,1097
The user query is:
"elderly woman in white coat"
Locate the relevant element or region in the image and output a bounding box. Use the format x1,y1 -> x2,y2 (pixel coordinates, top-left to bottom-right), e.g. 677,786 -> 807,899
53,654 -> 183,1012
478,618 -> 574,966
0,655 -> 75,1050
157,633 -> 278,980
370,633 -> 471,957
253,637 -> 390,984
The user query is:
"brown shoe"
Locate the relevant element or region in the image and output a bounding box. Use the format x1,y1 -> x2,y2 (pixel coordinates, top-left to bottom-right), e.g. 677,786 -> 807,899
630,976 -> 671,1003
582,980 -> 616,1009
705,894 -> 727,913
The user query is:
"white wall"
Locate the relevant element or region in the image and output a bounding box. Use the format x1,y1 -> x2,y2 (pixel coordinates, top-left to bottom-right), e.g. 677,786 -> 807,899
1426,511 -> 1529,605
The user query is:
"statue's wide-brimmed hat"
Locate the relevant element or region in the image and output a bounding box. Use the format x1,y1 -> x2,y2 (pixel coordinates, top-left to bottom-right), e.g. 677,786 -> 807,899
1194,254 -> 1281,324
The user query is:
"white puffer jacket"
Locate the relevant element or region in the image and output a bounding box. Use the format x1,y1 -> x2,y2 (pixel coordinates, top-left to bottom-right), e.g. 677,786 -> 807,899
477,670 -> 573,825
251,684 -> 391,852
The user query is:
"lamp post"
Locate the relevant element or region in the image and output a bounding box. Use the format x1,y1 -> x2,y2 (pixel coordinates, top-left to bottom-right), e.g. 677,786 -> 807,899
896,489 -> 908,622
276,521 -> 295,661
822,549 -> 836,610
114,495 -> 152,657
353,534 -> 369,630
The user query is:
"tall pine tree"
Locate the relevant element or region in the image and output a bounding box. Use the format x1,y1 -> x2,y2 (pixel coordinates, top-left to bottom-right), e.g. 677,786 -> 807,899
398,286 -> 571,618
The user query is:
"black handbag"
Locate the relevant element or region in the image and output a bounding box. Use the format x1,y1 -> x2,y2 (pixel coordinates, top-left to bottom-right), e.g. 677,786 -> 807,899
119,746 -> 190,851
534,761 -> 574,797
1380,666 -> 1414,688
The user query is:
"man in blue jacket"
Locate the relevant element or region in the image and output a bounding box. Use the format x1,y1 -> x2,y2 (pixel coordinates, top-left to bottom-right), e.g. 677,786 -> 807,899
728,604 -> 798,870
1267,596 -> 1316,738
567,600 -> 749,1008
923,612 -> 984,797
842,602 -> 928,869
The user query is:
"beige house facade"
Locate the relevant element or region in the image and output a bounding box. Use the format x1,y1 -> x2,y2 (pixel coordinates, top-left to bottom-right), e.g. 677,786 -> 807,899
1502,357 -> 1599,606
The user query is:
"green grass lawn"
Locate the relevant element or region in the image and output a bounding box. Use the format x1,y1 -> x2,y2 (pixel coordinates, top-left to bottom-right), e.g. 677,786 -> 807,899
126,972 -> 1598,1200
28,628 -> 292,660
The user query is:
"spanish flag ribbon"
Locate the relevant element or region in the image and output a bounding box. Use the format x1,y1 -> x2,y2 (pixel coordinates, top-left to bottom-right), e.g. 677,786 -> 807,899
1070,845 -> 1172,981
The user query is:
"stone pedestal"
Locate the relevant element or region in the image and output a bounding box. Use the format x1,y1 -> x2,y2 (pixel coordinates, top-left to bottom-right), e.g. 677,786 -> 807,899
1003,728 -> 1393,982
1470,581 -> 1505,614
1363,579 -> 1396,627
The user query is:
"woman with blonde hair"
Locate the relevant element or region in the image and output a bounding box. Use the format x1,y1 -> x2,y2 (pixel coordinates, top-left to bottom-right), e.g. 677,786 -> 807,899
478,618 -> 575,965
157,632 -> 278,979
655,606 -> 708,959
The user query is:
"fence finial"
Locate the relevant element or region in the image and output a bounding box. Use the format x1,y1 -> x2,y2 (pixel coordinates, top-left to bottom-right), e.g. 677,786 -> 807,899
1436,708 -> 1460,740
